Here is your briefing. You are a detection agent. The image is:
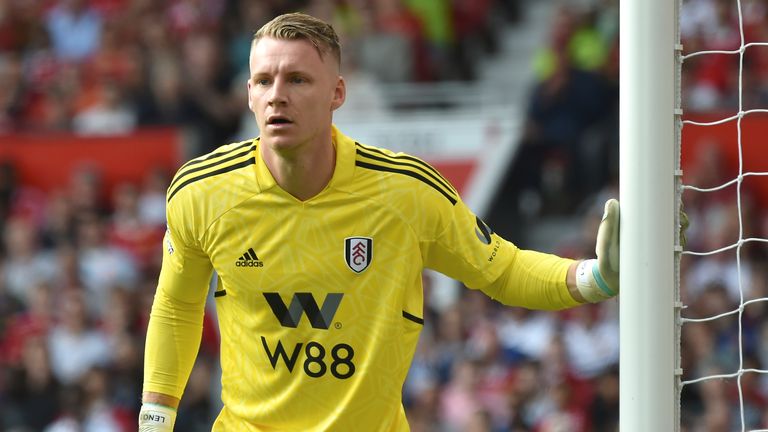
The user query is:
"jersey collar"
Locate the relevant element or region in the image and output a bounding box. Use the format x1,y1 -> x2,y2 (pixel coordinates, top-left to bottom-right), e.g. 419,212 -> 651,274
253,124 -> 356,198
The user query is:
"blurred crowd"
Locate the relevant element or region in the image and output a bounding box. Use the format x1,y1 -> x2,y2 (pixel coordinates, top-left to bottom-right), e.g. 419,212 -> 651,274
680,0 -> 768,112
1,0 -> 768,431
0,0 -> 518,149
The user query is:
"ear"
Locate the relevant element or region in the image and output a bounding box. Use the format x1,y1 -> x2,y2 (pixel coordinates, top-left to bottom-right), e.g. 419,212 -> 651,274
330,76 -> 346,111
246,79 -> 253,111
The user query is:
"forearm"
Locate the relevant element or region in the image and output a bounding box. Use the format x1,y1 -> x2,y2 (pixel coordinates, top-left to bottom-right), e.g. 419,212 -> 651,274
143,289 -> 206,399
479,248 -> 582,310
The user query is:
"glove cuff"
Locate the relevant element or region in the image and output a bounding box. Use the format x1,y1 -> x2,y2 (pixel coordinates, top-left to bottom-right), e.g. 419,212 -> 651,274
139,403 -> 177,431
576,259 -> 617,303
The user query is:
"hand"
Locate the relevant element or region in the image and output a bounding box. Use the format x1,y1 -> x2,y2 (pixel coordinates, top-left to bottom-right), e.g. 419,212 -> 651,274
139,403 -> 177,432
576,198 -> 620,302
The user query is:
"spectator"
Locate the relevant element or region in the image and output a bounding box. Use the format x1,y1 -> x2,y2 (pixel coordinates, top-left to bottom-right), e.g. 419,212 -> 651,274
1,282 -> 54,365
68,164 -> 107,217
534,382 -> 587,432
496,308 -> 557,363
587,368 -> 619,432
1,217 -> 59,304
40,190 -> 78,248
439,358 -> 482,431
137,168 -> 170,228
73,79 -> 137,135
78,366 -> 128,431
45,0 -> 103,62
75,212 -> 139,313
369,0 -> 429,81
561,303 -> 619,379
107,182 -> 164,271
176,358 -> 219,432
0,53 -> 26,132
0,161 -> 18,225
47,289 -> 110,386
0,336 -> 61,431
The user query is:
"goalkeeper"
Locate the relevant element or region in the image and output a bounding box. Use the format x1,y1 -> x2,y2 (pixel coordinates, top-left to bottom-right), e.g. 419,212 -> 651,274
140,12 -> 620,432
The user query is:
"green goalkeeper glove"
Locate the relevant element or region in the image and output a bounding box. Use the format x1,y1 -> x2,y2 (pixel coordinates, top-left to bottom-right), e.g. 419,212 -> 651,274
139,403 -> 177,431
575,198 -> 620,302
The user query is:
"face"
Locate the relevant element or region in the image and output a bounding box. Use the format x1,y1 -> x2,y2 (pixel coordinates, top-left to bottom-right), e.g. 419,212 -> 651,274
247,37 -> 345,154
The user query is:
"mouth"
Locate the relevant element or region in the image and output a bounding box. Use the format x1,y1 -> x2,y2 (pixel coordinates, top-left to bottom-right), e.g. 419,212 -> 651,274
266,116 -> 293,126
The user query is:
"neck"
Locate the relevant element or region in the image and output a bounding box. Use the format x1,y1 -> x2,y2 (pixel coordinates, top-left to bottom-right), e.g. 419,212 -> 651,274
261,136 -> 336,201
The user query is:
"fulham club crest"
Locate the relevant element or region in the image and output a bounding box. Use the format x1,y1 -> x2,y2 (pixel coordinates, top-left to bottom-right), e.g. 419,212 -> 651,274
345,237 -> 373,273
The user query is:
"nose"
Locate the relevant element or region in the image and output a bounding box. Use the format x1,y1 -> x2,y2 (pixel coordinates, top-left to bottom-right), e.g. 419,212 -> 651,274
268,79 -> 288,106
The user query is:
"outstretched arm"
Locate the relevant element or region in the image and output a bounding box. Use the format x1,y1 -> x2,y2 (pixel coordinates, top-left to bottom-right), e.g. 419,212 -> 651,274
478,199 -> 619,309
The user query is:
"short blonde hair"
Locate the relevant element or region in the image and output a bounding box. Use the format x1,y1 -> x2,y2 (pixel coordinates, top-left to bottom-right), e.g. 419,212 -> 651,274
253,12 -> 341,68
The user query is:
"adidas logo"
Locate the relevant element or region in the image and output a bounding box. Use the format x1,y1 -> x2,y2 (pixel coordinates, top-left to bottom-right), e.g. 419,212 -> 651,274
236,248 -> 263,268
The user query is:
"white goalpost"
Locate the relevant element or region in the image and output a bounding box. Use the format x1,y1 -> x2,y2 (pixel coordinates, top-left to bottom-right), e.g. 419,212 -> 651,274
622,0 -> 768,429
619,0 -> 680,430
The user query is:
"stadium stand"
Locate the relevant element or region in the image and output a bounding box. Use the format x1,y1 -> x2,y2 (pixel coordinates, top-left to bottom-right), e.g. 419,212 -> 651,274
1,0 -> 767,430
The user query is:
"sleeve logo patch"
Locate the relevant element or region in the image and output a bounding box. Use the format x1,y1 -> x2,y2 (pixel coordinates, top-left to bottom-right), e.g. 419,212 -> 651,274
474,216 -> 494,245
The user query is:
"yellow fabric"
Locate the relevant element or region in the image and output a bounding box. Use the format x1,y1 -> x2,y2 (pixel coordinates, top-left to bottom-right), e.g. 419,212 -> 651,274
480,248 -> 579,310
143,212 -> 214,399
142,126 -> 577,431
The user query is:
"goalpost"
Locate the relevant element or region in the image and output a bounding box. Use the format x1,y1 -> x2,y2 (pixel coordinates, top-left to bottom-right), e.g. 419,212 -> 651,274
619,0 -> 680,430
622,0 -> 768,428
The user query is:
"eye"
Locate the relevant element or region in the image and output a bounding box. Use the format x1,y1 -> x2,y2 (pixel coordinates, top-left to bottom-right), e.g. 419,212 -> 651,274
290,76 -> 306,84
254,78 -> 270,86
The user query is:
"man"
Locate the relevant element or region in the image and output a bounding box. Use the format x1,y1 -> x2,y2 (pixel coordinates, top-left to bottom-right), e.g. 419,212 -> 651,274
139,12 -> 620,431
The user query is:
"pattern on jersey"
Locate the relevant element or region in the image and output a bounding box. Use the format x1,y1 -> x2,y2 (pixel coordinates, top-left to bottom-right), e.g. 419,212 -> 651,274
167,139 -> 258,202
354,142 -> 458,205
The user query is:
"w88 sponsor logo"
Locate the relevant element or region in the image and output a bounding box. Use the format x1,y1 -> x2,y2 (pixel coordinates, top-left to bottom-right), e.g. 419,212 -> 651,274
260,337 -> 355,379
260,292 -> 355,378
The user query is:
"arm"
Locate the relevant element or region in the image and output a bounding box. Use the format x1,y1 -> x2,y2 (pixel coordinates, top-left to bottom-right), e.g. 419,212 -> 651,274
477,199 -> 619,309
416,159 -> 619,308
139,225 -> 214,431
477,247 -> 581,310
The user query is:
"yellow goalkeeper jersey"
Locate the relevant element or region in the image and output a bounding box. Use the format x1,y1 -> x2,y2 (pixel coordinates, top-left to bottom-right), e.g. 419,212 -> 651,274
146,125 -> 564,431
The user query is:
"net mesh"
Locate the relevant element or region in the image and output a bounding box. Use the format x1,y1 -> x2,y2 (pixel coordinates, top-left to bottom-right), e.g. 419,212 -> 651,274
678,0 -> 768,429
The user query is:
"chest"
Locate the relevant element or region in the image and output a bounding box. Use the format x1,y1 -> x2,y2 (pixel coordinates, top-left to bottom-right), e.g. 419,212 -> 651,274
201,196 -> 420,294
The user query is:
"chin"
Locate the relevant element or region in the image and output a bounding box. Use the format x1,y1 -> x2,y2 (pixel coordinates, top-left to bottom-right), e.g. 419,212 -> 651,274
262,133 -> 303,153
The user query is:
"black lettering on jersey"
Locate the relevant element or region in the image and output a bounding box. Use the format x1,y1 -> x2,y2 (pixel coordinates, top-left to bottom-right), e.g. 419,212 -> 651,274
488,239 -> 501,262
260,337 -> 356,379
261,336 -> 302,372
263,293 -> 343,329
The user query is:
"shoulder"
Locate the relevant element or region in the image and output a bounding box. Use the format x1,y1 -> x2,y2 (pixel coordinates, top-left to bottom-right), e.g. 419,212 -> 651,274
164,139 -> 259,239
352,141 -> 459,206
166,138 -> 258,204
